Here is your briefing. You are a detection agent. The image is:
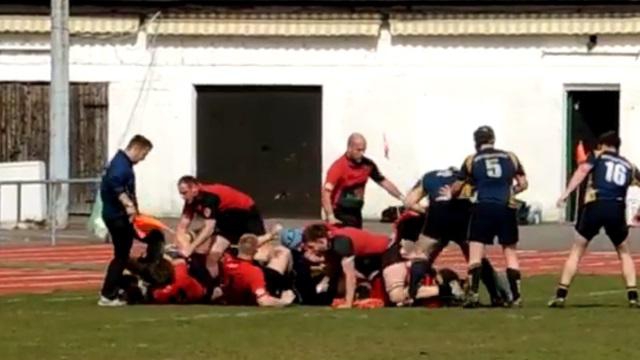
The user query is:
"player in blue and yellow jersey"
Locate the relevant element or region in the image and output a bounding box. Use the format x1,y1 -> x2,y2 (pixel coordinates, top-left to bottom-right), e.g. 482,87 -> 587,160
451,126 -> 528,308
403,167 -> 508,306
550,131 -> 640,308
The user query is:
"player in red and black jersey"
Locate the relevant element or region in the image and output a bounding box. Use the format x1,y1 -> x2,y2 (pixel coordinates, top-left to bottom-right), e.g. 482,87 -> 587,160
302,223 -> 394,308
220,234 -> 296,307
322,133 -> 404,228
175,176 -> 268,281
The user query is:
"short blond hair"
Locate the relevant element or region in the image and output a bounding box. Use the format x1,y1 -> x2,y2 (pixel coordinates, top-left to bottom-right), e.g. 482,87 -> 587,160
238,234 -> 259,255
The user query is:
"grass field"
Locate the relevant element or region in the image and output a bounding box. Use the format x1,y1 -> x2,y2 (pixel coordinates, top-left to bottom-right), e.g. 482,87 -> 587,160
1,275 -> 638,360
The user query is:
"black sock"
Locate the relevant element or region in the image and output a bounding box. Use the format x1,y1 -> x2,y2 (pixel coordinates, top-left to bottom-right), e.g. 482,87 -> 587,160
468,263 -> 482,295
438,283 -> 452,298
480,258 -> 500,300
627,287 -> 638,302
409,260 -> 430,299
506,268 -> 521,301
188,254 -> 216,293
555,284 -> 569,299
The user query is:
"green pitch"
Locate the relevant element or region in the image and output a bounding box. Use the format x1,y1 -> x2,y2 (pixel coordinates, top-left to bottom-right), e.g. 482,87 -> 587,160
1,275 -> 637,360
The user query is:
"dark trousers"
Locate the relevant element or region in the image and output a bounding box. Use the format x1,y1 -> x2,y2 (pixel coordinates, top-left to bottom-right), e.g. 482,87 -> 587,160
334,206 -> 363,229
100,216 -> 138,299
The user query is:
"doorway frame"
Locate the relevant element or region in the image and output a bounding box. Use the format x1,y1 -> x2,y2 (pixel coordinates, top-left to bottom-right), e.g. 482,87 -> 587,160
192,84 -> 324,218
562,83 -> 620,222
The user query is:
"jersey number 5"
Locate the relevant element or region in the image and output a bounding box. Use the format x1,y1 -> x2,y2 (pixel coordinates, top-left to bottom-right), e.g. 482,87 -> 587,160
485,158 -> 502,178
605,161 -> 627,186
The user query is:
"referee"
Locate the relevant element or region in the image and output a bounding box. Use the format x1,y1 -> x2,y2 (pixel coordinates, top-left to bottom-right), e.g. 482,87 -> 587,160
98,135 -> 153,306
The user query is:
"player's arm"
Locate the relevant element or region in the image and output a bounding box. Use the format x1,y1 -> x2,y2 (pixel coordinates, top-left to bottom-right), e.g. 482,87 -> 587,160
632,165 -> 640,187
175,212 -> 193,248
403,182 -> 427,213
371,163 -> 404,201
322,162 -> 342,223
185,219 -> 215,257
341,256 -> 357,308
184,195 -> 219,256
105,165 -> 137,218
451,156 -> 473,196
510,152 -> 528,194
332,235 -> 356,308
558,154 -> 595,205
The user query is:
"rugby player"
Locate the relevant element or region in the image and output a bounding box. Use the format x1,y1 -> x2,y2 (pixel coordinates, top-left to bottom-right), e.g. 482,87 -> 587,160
451,126 -> 528,308
404,168 -> 504,305
322,133 -> 404,228
174,176 -> 270,282
383,211 -> 465,307
220,234 -> 296,307
302,223 -> 400,308
550,131 -> 640,308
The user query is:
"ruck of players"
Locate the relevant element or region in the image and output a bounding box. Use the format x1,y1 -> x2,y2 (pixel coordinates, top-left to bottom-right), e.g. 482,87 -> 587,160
97,127 -> 640,309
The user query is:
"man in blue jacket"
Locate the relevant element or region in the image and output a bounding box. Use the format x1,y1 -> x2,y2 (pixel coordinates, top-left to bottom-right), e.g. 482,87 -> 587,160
98,135 -> 153,306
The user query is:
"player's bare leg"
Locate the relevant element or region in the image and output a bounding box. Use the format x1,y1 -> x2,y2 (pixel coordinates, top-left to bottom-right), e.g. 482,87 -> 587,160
463,241 -> 485,308
503,244 -> 521,307
614,239 -> 639,307
549,232 -> 589,308
383,262 -> 409,305
207,235 -> 231,279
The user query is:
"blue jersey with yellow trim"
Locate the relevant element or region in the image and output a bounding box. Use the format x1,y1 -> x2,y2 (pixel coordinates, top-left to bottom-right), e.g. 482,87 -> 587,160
458,147 -> 525,207
584,150 -> 640,203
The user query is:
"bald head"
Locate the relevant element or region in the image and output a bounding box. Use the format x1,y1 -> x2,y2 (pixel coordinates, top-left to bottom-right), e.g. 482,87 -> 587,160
346,133 -> 367,163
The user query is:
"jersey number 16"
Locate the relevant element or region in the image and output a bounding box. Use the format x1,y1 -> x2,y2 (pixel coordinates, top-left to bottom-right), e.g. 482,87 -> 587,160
604,161 -> 627,186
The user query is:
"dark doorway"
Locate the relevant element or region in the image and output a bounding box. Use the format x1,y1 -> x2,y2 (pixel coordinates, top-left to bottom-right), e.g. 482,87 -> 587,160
196,86 -> 322,218
566,90 -> 619,221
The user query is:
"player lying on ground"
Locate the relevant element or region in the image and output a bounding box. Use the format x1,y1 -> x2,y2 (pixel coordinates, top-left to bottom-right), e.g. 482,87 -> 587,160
299,223 -> 468,308
403,170 -> 509,306
219,234 -> 296,307
551,131 -> 640,308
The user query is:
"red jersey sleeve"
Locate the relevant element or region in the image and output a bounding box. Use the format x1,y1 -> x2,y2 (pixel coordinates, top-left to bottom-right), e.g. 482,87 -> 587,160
325,159 -> 343,187
247,267 -> 267,298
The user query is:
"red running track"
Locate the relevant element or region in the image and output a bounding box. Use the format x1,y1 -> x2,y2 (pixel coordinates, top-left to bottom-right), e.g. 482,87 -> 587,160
0,244 -> 633,295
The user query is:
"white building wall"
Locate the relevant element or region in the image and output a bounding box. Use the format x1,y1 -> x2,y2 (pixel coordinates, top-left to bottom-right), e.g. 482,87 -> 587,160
1,31 -> 639,220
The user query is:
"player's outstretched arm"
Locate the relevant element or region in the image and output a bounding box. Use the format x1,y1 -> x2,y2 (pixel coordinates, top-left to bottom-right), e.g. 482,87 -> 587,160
184,219 -> 215,257
557,163 -> 593,206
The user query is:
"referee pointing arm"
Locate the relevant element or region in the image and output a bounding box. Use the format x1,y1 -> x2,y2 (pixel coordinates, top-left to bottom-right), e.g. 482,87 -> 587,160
98,135 -> 152,307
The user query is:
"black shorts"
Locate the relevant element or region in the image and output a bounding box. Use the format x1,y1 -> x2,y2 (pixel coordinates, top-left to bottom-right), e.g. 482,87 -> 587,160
422,200 -> 471,245
215,206 -> 266,244
395,215 -> 426,242
334,206 -> 363,229
576,200 -> 628,246
468,203 -> 518,246
354,255 -> 383,278
381,242 -> 404,269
